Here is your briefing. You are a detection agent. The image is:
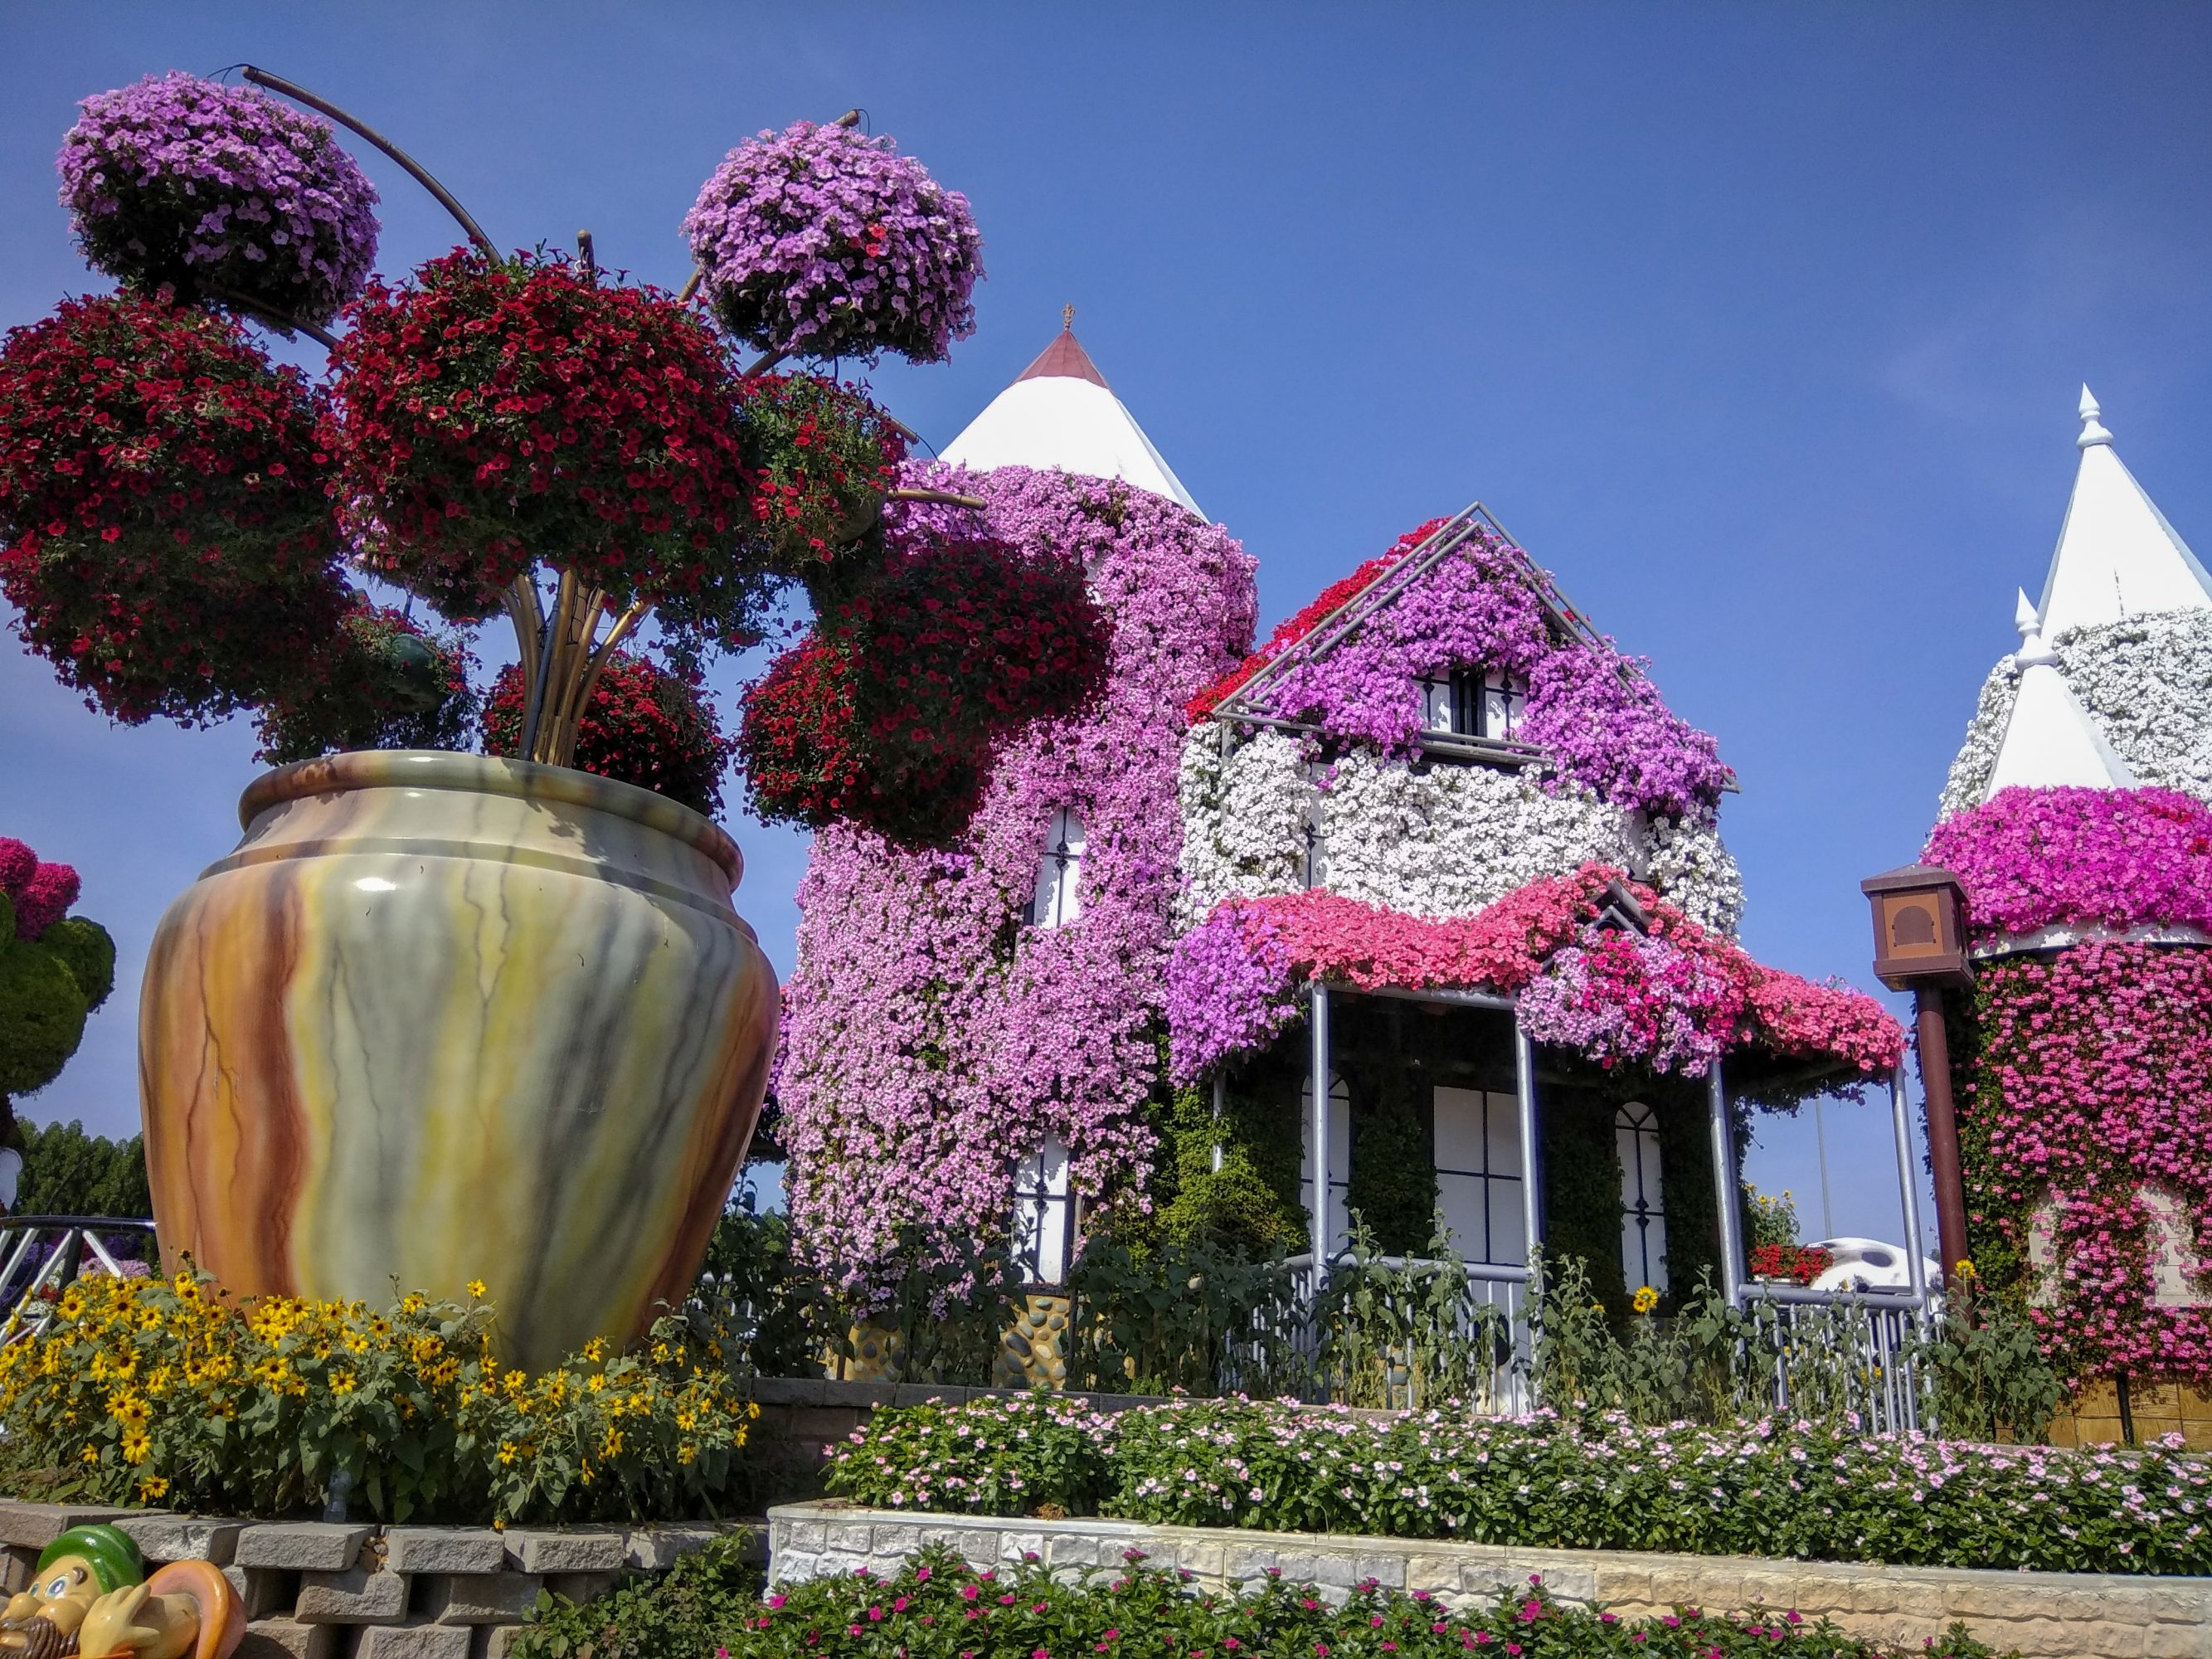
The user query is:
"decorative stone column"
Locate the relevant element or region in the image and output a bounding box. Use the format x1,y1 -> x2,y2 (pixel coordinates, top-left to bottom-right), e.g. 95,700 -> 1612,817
828,1318 -> 907,1383
992,1294 -> 1071,1389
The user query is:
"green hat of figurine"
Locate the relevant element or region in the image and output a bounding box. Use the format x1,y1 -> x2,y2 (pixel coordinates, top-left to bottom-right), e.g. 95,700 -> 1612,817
35,1524 -> 143,1593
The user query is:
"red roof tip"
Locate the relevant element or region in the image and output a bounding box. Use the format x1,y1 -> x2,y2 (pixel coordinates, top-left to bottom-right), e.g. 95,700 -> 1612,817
1015,327 -> 1109,390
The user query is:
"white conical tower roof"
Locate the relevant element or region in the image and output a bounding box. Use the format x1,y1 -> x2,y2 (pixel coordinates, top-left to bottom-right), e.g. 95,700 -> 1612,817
939,312 -> 1203,516
2037,387 -> 2212,636
1983,590 -> 2139,799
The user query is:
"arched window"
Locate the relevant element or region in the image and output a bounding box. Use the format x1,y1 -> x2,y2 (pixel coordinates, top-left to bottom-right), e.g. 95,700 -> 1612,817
1028,809 -> 1085,928
1010,1135 -> 1074,1287
1616,1101 -> 1668,1296
1417,668 -> 1529,742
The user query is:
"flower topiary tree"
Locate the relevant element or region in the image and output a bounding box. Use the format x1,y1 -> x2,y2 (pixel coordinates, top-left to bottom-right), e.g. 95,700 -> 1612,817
2,71 -> 1102,842
0,838 -> 116,1209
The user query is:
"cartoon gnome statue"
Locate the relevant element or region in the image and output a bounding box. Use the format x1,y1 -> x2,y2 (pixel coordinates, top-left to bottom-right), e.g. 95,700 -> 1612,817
0,1525 -> 241,1659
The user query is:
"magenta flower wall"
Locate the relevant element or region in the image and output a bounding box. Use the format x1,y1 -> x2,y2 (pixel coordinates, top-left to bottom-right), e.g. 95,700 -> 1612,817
1925,786 -> 2212,940
1930,784 -> 2212,1379
1250,528 -> 1732,823
1164,866 -> 1904,1091
1962,943 -> 2212,1382
776,465 -> 1256,1295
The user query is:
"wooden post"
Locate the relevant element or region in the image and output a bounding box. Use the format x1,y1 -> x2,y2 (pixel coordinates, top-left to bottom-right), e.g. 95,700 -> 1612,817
1914,986 -> 1971,1284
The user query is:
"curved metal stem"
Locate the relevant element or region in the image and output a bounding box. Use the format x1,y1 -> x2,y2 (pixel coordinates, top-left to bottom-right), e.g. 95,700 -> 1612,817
242,66 -> 496,258
202,282 -> 338,349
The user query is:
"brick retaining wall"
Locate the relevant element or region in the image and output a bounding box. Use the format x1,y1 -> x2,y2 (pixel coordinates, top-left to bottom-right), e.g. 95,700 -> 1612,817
767,1500 -> 2212,1659
0,1503 -> 762,1659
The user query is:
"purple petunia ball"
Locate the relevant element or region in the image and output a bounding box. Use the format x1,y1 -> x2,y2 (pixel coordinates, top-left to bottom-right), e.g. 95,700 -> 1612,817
57,71 -> 380,327
682,119 -> 983,364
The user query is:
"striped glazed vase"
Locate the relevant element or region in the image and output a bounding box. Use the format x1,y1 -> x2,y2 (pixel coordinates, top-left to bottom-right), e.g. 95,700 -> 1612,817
139,750 -> 779,1371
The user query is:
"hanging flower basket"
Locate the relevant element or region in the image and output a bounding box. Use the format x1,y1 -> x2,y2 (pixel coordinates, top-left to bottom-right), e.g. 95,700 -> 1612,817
683,119 -> 982,364
0,294 -> 348,725
58,71 -> 380,326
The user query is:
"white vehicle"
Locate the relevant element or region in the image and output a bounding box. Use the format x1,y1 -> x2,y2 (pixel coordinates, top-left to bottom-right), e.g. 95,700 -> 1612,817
1804,1237 -> 1938,1293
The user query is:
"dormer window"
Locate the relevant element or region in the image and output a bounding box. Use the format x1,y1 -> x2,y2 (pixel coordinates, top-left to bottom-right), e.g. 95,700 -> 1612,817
1416,668 -> 1529,742
1027,808 -> 1085,928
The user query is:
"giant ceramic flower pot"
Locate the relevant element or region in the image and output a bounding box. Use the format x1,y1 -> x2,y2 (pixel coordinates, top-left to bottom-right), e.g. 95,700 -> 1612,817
139,751 -> 780,1372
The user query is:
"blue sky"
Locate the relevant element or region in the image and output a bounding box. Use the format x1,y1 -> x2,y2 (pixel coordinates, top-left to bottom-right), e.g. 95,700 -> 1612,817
6,4 -> 2211,1245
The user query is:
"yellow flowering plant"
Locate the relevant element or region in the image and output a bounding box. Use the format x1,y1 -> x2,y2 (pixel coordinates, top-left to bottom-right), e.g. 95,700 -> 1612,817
0,1272 -> 759,1524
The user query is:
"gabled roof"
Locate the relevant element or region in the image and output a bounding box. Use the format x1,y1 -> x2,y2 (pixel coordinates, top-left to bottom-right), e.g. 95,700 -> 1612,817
939,317 -> 1203,516
2037,387 -> 2212,636
1983,590 -> 2139,799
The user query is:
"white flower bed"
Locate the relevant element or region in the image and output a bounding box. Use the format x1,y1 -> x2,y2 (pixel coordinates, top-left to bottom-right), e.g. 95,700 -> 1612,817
1179,727 -> 1746,935
1939,607 -> 2212,819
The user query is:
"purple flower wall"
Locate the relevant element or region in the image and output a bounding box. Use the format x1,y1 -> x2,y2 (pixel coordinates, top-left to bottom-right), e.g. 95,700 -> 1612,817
776,465 -> 1256,1296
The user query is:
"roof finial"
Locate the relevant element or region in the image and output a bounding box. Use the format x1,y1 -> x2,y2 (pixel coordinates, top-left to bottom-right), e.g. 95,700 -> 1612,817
2015,587 -> 2058,667
2078,383 -> 2113,450
1062,303 -> 1075,333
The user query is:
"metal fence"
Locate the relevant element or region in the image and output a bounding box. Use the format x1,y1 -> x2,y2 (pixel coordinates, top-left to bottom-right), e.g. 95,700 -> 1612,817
0,1215 -> 159,1344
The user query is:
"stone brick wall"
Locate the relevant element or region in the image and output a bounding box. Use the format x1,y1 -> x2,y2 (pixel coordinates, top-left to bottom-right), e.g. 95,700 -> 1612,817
767,1501 -> 2212,1659
0,1502 -> 763,1659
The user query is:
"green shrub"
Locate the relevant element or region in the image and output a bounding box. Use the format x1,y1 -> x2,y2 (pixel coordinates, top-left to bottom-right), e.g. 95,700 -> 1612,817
512,1532 -> 763,1659
32,919 -> 115,1015
0,943 -> 87,1098
536,1545 -> 2015,1659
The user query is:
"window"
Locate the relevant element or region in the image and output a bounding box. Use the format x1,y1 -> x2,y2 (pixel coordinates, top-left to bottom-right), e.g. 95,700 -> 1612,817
1616,1101 -> 1668,1296
1432,1087 -> 1525,1266
1416,668 -> 1529,742
1010,1136 -> 1074,1287
1028,809 -> 1085,928
1298,1073 -> 1353,1258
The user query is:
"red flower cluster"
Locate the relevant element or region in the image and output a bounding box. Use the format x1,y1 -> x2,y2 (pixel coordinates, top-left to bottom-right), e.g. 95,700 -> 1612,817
739,537 -> 1109,842
481,650 -> 738,819
325,250 -> 754,630
737,373 -> 906,590
1748,1243 -> 1835,1286
0,294 -> 348,724
1184,517 -> 1445,722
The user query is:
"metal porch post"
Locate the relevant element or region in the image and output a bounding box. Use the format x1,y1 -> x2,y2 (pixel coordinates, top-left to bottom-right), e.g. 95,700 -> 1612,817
1890,1066 -> 1930,1308
1708,1062 -> 1744,1305
1513,1022 -> 1542,1263
1310,982 -> 1332,1274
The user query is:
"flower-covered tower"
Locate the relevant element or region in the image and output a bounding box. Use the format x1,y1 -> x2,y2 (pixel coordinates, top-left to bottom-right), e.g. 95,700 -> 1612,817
775,320 -> 1257,1326
1928,391 -> 2212,1438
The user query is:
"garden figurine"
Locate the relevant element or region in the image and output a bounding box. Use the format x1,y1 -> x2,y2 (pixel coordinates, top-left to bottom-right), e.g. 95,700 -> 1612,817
0,1525 -> 241,1659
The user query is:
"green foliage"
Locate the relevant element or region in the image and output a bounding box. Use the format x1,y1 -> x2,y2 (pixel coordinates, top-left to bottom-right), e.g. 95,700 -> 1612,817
253,606 -> 479,766
1311,1214 -> 1513,1409
1538,1084 -> 1631,1320
694,1197 -> 831,1379
0,1272 -> 762,1525
1747,1185 -> 1802,1250
511,1533 -> 763,1659
15,1121 -> 152,1220
835,1391 -> 2212,1578
33,920 -> 114,1014
1914,1273 -> 2066,1444
824,1391 -> 1116,1518
1064,1233 -> 1304,1398
619,1546 -> 2015,1659
1141,1081 -> 1304,1258
0,892 -> 12,948
0,941 -> 88,1098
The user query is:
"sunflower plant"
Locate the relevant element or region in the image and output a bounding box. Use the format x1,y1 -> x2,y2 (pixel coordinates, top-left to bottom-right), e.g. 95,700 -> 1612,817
0,1271 -> 759,1524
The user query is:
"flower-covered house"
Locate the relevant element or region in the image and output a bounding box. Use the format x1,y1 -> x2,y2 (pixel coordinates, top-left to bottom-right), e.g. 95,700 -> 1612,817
778,324 -> 1908,1383
1924,390 -> 2212,1443
1169,511 -> 1907,1330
